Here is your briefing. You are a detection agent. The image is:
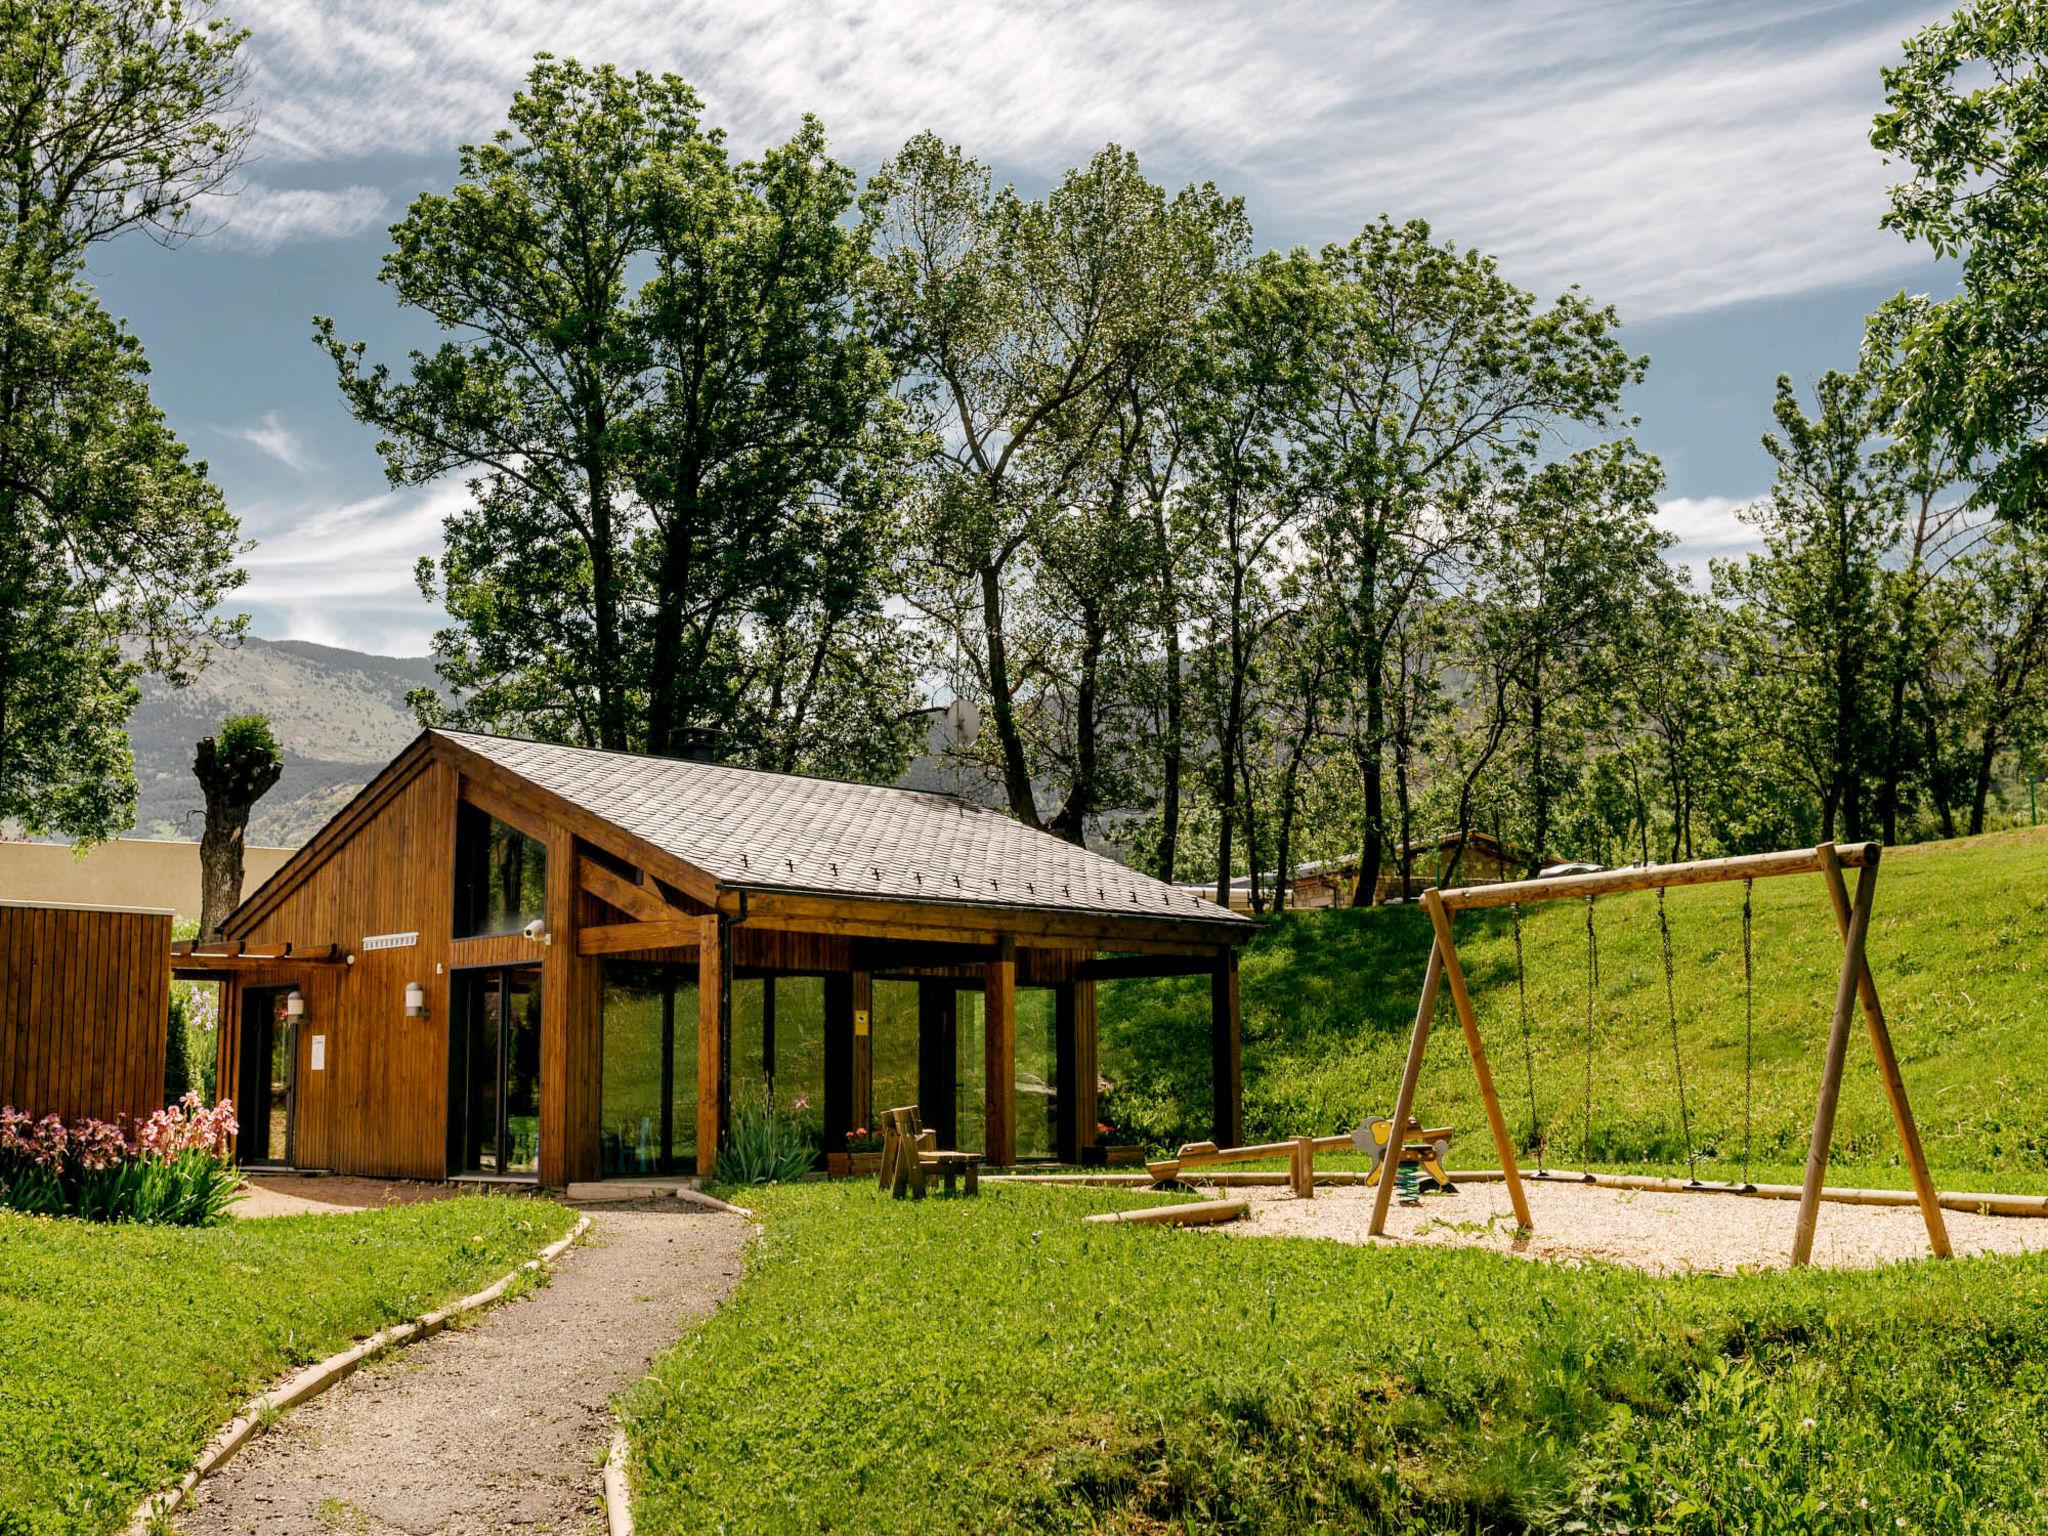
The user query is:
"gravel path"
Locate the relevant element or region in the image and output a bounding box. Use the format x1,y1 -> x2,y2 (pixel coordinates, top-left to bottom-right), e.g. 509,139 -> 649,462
1220,1178 -> 2048,1274
178,1204 -> 747,1535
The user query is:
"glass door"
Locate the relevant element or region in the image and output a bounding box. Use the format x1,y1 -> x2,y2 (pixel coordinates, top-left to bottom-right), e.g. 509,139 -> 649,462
235,985 -> 297,1166
450,966 -> 543,1176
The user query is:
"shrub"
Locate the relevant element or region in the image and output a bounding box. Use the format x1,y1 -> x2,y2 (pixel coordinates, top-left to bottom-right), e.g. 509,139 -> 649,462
0,1094 -> 243,1224
718,1086 -> 817,1184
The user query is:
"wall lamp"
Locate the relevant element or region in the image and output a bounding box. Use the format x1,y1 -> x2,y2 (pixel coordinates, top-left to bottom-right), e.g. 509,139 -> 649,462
285,988 -> 306,1021
405,981 -> 428,1020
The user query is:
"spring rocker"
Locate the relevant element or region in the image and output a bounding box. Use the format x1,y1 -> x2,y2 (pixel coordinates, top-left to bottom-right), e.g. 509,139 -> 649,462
1367,842 -> 1952,1267
1355,1115 -> 1457,1192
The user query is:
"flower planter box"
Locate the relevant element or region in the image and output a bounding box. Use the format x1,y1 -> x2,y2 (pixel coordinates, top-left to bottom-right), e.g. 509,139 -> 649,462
1080,1144 -> 1147,1168
827,1151 -> 884,1178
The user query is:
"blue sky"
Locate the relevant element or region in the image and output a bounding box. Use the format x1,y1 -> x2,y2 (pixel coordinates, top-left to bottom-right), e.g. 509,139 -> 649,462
86,0 -> 1954,656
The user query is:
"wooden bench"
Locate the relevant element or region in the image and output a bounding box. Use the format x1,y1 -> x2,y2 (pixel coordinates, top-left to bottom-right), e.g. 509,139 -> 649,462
877,1105 -> 980,1199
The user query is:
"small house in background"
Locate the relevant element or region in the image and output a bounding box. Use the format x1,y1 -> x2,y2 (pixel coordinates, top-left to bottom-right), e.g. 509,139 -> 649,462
0,838 -> 295,927
171,730 -> 1252,1190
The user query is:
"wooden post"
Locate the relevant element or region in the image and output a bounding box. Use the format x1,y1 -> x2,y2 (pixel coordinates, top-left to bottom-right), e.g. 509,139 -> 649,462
1291,1135 -> 1315,1198
1073,979 -> 1099,1162
540,827 -> 602,1188
851,970 -> 873,1135
1211,950 -> 1242,1147
984,941 -> 1016,1167
1421,889 -> 1532,1230
696,913 -> 722,1176
1813,847 -> 1950,1259
1792,852 -> 1880,1266
1369,939 -> 1443,1237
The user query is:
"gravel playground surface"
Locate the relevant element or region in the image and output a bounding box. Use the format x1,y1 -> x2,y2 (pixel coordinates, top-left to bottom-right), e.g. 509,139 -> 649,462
1220,1177 -> 2048,1274
178,1203 -> 747,1535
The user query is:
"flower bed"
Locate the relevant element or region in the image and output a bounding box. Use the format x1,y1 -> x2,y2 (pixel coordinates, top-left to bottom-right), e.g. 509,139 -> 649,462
0,1093 -> 244,1225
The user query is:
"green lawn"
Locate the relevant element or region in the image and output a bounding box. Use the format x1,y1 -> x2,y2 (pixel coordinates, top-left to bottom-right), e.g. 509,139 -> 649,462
1100,826 -> 2048,1187
626,1181 -> 2048,1534
0,1196 -> 576,1536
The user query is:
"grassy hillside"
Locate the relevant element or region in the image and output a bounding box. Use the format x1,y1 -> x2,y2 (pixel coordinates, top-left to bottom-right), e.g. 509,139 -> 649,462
1100,827 -> 2048,1186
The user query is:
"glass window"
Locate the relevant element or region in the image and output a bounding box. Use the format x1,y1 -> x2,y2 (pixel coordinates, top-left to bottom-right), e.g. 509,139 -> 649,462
599,962 -> 697,1175
1017,987 -> 1058,1161
453,802 -> 547,938
870,979 -> 919,1126
773,976 -> 826,1116
729,978 -> 768,1106
956,989 -> 986,1156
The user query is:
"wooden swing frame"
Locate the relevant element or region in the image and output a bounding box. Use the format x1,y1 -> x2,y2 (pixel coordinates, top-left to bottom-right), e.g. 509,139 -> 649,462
1367,841 -> 1952,1266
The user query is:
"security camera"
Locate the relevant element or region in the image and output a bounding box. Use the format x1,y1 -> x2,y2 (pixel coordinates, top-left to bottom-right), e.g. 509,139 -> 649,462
522,919 -> 549,944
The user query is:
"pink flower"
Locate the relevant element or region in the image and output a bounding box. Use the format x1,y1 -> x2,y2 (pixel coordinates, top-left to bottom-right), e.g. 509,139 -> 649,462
792,1092 -> 811,1112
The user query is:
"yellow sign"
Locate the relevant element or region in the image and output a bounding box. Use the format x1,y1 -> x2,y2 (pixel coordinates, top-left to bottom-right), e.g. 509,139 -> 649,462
854,1008 -> 870,1037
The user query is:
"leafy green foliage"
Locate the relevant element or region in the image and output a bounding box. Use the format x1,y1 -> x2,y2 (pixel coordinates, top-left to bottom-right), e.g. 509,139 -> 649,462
716,1088 -> 818,1185
1871,0 -> 2048,519
625,1181 -> 2048,1534
1101,826 -> 2048,1182
0,1195 -> 574,1534
0,0 -> 251,845
325,56 -> 919,779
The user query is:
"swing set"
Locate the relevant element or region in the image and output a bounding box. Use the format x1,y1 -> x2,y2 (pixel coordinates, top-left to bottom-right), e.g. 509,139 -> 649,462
1367,841 -> 1952,1267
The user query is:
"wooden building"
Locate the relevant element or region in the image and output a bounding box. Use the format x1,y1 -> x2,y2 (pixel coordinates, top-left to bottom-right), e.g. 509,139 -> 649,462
173,730 -> 1253,1188
2,900 -> 172,1125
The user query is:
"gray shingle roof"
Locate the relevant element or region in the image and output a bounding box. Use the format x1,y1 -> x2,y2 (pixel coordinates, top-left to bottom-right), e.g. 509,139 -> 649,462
440,731 -> 1249,930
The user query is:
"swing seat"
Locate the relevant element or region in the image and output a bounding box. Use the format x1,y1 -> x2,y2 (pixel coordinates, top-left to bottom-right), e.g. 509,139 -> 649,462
1354,1116 -> 1456,1191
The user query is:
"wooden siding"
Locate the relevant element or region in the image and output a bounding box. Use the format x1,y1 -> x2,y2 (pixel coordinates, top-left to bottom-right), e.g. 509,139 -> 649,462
0,903 -> 171,1125
222,756 -> 518,1178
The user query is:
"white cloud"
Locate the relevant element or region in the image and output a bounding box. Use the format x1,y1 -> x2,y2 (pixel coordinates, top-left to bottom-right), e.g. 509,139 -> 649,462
235,0 -> 1949,317
1659,493 -> 1761,582
225,410 -> 313,472
237,480 -> 462,613
209,181 -> 390,252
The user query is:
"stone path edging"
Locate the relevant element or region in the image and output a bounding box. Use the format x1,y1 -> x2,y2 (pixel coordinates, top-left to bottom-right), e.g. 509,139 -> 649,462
123,1214 -> 592,1536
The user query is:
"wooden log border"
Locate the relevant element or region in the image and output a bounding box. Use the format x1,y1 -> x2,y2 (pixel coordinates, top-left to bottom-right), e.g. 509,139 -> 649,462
123,1215 -> 592,1536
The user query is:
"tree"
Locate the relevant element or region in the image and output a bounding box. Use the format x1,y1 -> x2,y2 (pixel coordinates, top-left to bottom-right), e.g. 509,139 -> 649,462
868,137 -> 1234,831
193,712 -> 280,938
327,57 -> 916,775
1952,521 -> 2048,831
1298,220 -> 1644,903
1870,2 -> 2048,521
0,0 -> 250,843
1717,371 -> 1902,841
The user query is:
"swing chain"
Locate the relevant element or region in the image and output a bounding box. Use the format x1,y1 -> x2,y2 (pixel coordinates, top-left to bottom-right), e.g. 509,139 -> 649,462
1582,895 -> 1597,1180
1658,886 -> 1702,1186
1511,901 -> 1544,1173
1741,877 -> 1755,1190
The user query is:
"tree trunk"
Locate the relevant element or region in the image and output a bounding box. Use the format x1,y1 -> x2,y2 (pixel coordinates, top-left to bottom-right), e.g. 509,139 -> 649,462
1528,671 -> 1547,875
981,563 -> 1041,827
195,739 -> 283,940
1156,618 -> 1183,883
1351,642 -> 1385,905
1049,612 -> 1105,846
1969,723 -> 1999,837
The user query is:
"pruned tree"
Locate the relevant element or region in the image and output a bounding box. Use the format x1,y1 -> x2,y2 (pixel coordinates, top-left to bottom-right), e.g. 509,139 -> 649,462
194,712 -> 280,939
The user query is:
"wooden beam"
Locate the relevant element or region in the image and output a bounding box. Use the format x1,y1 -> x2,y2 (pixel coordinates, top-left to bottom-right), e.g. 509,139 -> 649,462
1369,938 -> 1445,1237
1211,951 -> 1242,1147
1815,847 -> 1950,1259
437,735 -> 724,910
539,827 -> 603,1189
577,918 -> 703,956
696,914 -> 722,1175
577,858 -> 686,924
458,772 -> 551,844
1792,851 -> 1881,1266
1437,841 -> 1880,911
727,888 -> 1251,952
1421,889 -> 1532,1229
984,944 -> 1017,1167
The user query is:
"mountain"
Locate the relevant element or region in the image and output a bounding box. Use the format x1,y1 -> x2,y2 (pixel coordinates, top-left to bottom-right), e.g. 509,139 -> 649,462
126,640 -> 991,849
128,637 -> 444,846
